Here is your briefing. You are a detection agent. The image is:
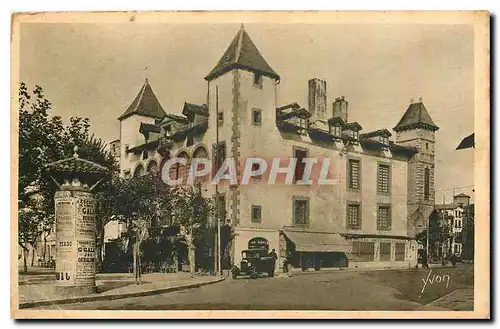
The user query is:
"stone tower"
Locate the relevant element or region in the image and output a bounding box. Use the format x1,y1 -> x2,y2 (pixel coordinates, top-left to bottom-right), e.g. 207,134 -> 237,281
393,99 -> 439,237
117,79 -> 166,178
204,24 -> 280,266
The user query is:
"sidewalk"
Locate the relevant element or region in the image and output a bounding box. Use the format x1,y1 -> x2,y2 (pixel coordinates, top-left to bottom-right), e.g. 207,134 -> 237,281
18,271 -> 225,309
421,289 -> 474,311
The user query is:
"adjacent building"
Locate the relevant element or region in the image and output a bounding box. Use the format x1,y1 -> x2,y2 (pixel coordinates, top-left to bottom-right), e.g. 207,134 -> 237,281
435,193 -> 472,257
112,25 -> 441,271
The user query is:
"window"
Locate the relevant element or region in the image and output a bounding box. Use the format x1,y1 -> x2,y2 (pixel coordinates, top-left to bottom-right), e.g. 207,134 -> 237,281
426,142 -> 429,150
455,232 -> 463,242
330,124 -> 342,137
251,163 -> 262,179
252,108 -> 262,125
142,150 -> 148,160
347,203 -> 361,229
395,243 -> 405,261
380,242 -> 391,261
377,205 -> 391,230
352,130 -> 359,140
217,112 -> 224,126
216,194 -> 226,223
251,205 -> 262,223
293,148 -> 308,183
377,164 -> 390,194
253,72 -> 263,88
212,141 -> 226,174
293,197 -> 309,226
348,159 -> 360,190
351,242 -> 375,261
165,125 -> 172,136
298,117 -> 308,135
424,168 -> 430,200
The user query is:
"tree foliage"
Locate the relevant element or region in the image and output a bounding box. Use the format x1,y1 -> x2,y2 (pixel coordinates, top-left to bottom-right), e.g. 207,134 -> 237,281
18,82 -> 118,272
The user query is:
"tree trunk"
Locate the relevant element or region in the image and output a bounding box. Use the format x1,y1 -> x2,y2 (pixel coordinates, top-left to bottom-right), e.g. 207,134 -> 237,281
43,234 -> 48,263
188,246 -> 195,278
133,237 -> 138,283
23,249 -> 28,274
31,247 -> 35,267
95,225 -> 105,272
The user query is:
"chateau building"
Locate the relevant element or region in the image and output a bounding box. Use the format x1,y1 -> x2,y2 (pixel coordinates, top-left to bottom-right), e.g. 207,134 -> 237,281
112,25 -> 440,271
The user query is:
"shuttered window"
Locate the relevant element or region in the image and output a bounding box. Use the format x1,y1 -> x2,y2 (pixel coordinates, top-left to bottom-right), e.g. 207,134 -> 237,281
347,204 -> 361,229
395,243 -> 406,261
348,159 -> 360,190
377,164 -> 390,193
380,242 -> 391,261
377,205 -> 391,230
351,242 -> 375,261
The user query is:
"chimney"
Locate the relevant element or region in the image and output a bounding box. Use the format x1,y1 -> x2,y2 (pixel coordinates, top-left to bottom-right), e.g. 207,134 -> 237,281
308,78 -> 327,120
332,96 -> 348,122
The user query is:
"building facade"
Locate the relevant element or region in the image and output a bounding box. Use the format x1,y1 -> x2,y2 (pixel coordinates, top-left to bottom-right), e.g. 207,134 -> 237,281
435,193 -> 472,257
113,25 -> 441,271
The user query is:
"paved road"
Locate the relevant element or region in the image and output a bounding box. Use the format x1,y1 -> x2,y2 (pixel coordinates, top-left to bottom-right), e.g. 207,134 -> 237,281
36,270 -> 426,311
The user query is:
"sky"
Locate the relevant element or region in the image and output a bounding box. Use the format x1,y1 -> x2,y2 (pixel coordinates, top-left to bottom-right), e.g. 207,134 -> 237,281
19,22 -> 475,202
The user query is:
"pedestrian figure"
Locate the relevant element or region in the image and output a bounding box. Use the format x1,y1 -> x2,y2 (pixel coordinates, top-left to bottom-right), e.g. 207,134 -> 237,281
422,252 -> 429,269
269,249 -> 277,277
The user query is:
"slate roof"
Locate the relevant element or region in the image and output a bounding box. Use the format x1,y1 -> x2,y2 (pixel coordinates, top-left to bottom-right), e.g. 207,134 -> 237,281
344,122 -> 363,131
328,117 -> 346,127
118,79 -> 167,121
160,113 -> 189,125
456,133 -> 474,150
182,102 -> 209,117
393,101 -> 439,132
360,129 -> 392,139
139,122 -> 161,135
205,25 -> 280,81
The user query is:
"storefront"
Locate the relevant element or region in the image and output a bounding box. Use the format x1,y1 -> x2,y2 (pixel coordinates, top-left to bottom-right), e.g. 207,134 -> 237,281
281,230 -> 351,271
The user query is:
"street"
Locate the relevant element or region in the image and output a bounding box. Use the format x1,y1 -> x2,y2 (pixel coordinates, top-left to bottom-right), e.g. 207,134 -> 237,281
34,265 -> 473,311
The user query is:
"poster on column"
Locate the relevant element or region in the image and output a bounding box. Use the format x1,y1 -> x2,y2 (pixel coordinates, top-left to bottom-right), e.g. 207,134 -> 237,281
74,191 -> 96,286
55,197 -> 76,286
76,240 -> 96,286
74,191 -> 96,239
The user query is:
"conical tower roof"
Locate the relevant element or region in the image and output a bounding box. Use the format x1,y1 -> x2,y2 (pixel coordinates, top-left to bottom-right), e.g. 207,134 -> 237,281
393,101 -> 439,132
118,79 -> 167,121
205,24 -> 280,81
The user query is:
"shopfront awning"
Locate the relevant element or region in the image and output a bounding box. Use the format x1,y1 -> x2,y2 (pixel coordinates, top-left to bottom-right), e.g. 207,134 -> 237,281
283,230 -> 351,253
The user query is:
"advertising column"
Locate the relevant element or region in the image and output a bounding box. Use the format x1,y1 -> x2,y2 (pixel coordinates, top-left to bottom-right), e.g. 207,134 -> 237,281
54,189 -> 97,295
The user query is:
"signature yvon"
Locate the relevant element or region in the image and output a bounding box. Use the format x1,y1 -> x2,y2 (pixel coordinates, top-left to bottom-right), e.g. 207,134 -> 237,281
421,269 -> 451,294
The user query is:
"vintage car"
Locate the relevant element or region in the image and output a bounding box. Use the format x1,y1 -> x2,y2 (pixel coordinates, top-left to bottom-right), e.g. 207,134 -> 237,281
231,248 -> 275,279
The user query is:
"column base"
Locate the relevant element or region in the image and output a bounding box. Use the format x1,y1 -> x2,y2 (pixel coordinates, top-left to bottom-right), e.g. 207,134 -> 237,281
56,285 -> 97,296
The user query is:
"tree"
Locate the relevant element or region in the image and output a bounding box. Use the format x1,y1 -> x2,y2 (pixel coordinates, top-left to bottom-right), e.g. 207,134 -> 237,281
169,185 -> 213,277
18,83 -> 118,273
109,172 -> 171,283
416,210 -> 452,259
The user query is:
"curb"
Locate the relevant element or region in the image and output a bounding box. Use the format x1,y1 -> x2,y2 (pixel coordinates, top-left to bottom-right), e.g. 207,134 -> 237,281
420,289 -> 459,310
19,276 -> 225,309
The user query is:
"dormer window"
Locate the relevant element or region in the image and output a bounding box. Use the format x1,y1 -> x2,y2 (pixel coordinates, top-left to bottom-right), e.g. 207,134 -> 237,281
352,130 -> 359,140
164,125 -> 172,136
253,72 -> 263,89
298,117 -> 308,135
380,136 -> 389,145
329,124 -> 342,137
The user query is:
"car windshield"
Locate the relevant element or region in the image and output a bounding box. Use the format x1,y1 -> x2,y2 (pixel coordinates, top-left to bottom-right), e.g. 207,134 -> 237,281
242,250 -> 261,258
